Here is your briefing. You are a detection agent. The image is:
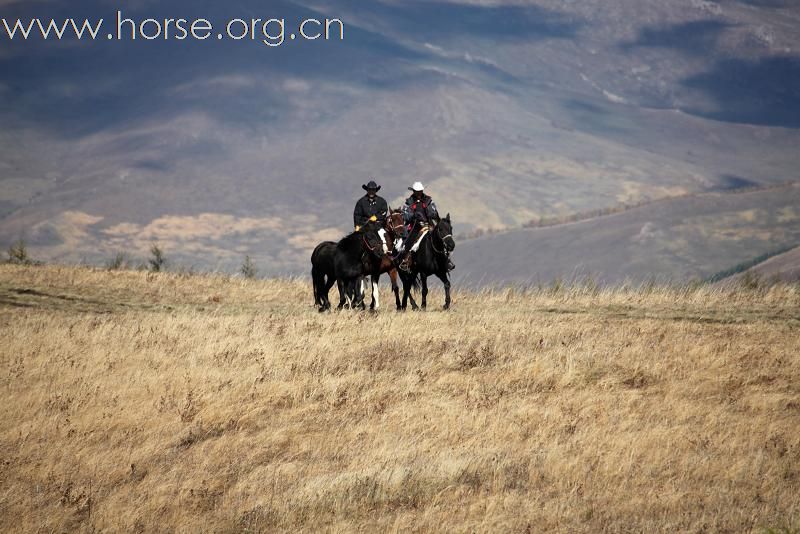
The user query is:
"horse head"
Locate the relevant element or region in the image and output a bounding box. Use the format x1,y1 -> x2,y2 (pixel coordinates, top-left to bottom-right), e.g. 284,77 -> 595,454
385,208 -> 406,240
436,214 -> 455,253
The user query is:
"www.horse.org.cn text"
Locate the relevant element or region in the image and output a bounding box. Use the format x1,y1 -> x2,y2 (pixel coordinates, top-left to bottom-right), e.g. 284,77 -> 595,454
1,10 -> 345,47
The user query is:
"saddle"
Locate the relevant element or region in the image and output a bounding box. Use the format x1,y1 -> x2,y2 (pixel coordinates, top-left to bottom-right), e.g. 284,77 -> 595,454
398,224 -> 430,273
409,224 -> 430,253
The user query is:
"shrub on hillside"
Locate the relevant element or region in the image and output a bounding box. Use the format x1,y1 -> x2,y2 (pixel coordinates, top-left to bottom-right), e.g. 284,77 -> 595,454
148,244 -> 166,272
105,252 -> 128,271
7,239 -> 40,265
240,255 -> 258,279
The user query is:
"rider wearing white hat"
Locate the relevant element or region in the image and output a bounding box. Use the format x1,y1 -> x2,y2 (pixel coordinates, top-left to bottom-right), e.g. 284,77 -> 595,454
396,181 -> 454,272
404,181 -> 438,225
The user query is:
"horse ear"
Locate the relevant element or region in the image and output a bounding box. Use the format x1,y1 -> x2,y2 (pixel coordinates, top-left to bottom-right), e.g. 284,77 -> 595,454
446,213 -> 451,221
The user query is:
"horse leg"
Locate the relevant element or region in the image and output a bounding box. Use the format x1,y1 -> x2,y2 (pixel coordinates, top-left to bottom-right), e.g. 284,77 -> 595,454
336,279 -> 347,310
353,278 -> 363,310
369,274 -> 380,311
420,275 -> 428,310
437,271 -> 451,310
317,275 -> 328,312
347,277 -> 363,310
407,291 -> 419,311
313,267 -> 332,312
323,275 -> 335,308
400,274 -> 411,311
406,274 -> 419,311
312,266 -> 326,309
341,279 -> 354,309
358,277 -> 367,310
320,274 -> 335,311
389,269 -> 401,310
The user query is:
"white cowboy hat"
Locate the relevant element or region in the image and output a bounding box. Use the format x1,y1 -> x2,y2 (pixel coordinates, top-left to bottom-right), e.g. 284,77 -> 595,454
409,181 -> 425,192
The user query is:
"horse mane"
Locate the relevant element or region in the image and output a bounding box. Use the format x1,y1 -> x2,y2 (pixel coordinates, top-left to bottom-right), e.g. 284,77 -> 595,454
339,221 -> 378,252
337,232 -> 362,255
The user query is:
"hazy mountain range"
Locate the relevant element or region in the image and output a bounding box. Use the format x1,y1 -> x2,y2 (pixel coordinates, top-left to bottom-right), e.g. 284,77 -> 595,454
1,0 -> 798,281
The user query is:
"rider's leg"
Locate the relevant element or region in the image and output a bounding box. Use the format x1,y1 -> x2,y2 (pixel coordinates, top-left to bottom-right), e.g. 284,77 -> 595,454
396,224 -> 418,272
394,224 -> 414,258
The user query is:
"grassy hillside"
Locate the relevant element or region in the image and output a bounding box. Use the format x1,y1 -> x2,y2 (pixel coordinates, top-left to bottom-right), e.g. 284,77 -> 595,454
721,246 -> 800,285
1,265 -> 799,531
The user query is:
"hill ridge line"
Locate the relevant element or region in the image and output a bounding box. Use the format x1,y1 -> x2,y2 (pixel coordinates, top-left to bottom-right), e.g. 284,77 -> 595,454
457,181 -> 800,243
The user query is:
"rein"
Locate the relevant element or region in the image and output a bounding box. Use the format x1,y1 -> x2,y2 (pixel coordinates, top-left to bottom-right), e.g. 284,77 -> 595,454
430,226 -> 452,256
385,212 -> 404,242
386,223 -> 403,241
362,234 -> 378,254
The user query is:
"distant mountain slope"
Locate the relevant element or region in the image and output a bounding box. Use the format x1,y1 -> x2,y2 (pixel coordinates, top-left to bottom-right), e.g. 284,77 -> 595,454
1,0 -> 799,275
452,184 -> 800,286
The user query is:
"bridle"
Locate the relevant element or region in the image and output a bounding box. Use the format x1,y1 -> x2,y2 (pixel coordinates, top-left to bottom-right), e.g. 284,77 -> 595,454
385,212 -> 405,241
430,223 -> 453,257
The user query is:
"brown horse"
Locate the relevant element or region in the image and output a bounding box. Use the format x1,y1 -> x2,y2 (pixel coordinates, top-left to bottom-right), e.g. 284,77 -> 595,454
363,209 -> 404,310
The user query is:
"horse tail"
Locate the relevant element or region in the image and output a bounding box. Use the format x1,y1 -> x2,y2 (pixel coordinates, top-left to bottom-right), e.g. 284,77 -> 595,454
403,271 -> 420,293
311,251 -> 325,306
311,265 -> 322,305
411,274 -> 420,292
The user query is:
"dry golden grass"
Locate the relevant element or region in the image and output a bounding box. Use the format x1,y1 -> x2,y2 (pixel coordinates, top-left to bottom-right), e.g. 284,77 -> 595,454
1,264 -> 799,533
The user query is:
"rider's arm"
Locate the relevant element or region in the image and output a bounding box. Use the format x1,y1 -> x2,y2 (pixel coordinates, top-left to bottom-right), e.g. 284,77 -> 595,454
402,202 -> 412,224
428,200 -> 441,224
354,200 -> 365,227
377,198 -> 389,221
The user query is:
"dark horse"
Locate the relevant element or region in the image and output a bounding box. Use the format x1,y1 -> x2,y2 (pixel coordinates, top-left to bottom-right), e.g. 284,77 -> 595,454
311,241 -> 342,311
312,238 -> 365,311
312,210 -> 404,311
335,211 -> 406,311
399,214 -> 456,310
334,222 -> 385,310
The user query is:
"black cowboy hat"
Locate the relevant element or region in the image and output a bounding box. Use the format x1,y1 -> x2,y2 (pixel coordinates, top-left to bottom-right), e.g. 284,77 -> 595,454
362,180 -> 381,191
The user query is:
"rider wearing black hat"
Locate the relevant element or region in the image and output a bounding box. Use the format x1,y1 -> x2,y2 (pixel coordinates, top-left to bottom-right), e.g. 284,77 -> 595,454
353,180 -> 389,231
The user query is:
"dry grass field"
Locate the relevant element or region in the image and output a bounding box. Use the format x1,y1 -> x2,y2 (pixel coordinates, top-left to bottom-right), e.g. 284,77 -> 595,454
1,264 -> 799,532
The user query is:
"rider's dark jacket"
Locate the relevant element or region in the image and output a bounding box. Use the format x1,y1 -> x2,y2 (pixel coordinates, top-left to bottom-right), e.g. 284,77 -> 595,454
403,194 -> 439,228
354,194 -> 388,228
